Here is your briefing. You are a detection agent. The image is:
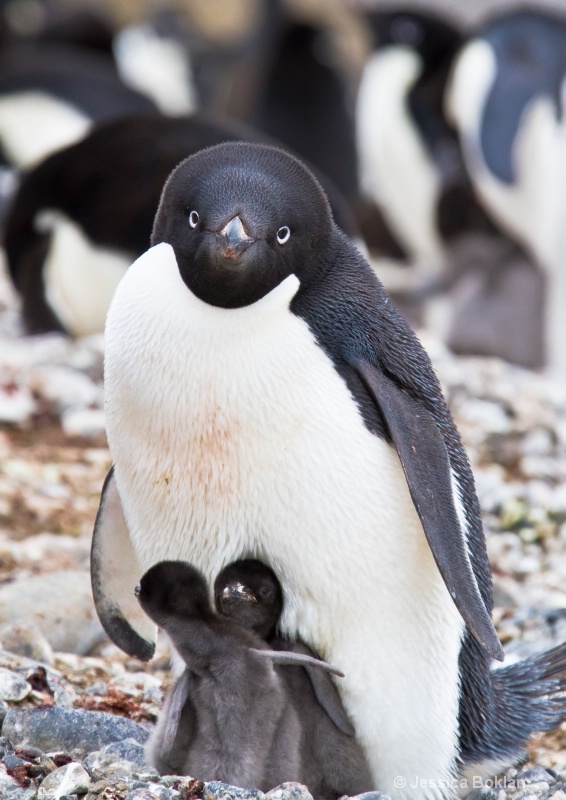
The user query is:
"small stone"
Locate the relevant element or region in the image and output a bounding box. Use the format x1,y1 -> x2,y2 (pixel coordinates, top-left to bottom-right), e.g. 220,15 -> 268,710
109,673 -> 162,698
2,707 -> 149,754
0,620 -> 55,665
61,408 -> 105,439
101,738 -> 148,767
265,784 -> 311,800
348,794 -> 391,800
205,782 -> 266,800
0,668 -> 31,702
89,757 -> 136,782
0,571 -> 105,655
519,770 -> 556,786
4,754 -> 29,771
37,763 -> 91,799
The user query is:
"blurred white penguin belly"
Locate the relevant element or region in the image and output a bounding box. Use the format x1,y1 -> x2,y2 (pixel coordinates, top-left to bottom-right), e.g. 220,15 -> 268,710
105,243 -> 463,798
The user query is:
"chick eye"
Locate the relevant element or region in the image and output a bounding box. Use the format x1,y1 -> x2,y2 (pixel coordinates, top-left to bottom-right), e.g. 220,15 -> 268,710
259,586 -> 272,600
189,210 -> 199,228
276,226 -> 291,245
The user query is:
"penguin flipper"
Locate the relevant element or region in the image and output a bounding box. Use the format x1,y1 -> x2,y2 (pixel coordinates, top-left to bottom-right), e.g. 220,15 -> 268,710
91,467 -> 156,660
355,359 -> 504,662
252,648 -> 345,677
254,643 -> 355,735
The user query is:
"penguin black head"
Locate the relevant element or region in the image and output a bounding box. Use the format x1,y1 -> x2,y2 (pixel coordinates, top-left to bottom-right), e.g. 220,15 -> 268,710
136,560 -> 211,628
368,10 -> 462,67
213,559 -> 283,640
151,142 -> 334,308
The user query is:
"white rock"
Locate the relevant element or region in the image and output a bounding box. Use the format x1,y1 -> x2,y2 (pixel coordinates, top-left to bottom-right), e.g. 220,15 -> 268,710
31,366 -> 101,412
61,407 -> 106,438
0,619 -> 54,664
0,666 -> 31,701
0,383 -> 35,424
109,671 -> 162,697
37,762 -> 91,799
0,570 -> 105,654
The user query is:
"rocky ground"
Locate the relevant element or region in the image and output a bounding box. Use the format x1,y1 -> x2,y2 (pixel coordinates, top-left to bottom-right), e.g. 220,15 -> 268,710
0,258 -> 564,799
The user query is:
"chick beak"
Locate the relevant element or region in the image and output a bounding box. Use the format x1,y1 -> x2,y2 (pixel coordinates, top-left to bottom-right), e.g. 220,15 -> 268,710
134,584 -> 141,598
218,216 -> 253,258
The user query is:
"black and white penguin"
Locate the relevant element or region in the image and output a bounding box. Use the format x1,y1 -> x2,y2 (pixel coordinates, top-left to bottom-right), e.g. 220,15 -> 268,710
214,559 -> 374,800
247,17 -> 359,205
0,41 -> 156,170
4,113 -> 357,337
356,8 -> 466,273
137,559 -> 352,795
446,7 -> 566,375
355,8 -> 547,369
91,142 -> 564,799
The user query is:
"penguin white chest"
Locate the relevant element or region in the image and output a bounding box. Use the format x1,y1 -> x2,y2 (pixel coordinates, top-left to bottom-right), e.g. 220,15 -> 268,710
105,243 -> 463,797
106,245 -> 424,623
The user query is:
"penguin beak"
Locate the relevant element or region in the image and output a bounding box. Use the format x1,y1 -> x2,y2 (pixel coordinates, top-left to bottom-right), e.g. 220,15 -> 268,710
221,582 -> 257,604
217,216 -> 253,258
134,584 -> 141,598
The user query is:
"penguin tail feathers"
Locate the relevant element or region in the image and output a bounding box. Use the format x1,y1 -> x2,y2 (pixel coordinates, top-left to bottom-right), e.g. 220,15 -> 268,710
492,642 -> 566,740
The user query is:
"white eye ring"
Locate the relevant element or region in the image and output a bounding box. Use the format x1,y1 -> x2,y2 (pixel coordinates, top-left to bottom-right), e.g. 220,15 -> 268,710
276,226 -> 291,245
189,210 -> 199,228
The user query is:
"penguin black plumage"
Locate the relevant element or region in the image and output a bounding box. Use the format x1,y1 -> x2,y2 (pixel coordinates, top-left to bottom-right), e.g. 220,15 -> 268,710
92,142 -> 564,799
137,560 -> 357,796
0,41 -> 156,170
5,113 -> 357,336
214,559 -> 373,800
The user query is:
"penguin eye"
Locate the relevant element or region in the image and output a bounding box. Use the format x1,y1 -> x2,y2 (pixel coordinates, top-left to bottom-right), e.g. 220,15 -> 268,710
188,210 -> 199,228
259,586 -> 272,600
276,226 -> 291,245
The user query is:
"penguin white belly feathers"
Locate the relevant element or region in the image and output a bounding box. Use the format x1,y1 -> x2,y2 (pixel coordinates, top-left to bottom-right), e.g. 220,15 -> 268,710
105,242 -> 464,797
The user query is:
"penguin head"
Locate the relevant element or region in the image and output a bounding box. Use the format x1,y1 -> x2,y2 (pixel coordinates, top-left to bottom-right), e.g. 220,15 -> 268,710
368,10 -> 462,65
136,560 -> 211,626
151,142 -> 334,308
213,559 -> 283,639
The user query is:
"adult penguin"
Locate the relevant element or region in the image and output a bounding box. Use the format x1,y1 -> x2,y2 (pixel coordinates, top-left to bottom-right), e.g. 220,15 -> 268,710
92,142 -> 564,799
446,7 -> 566,377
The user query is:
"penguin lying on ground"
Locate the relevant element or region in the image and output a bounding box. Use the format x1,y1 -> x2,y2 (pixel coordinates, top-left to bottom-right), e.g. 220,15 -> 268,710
5,113 -> 357,337
137,560 -> 371,799
0,41 -> 156,170
214,559 -> 373,799
92,142 -> 565,799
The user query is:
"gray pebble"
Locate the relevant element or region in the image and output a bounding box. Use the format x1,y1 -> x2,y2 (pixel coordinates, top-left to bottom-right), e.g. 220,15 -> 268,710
101,737 -> 149,767
0,621 -> 55,665
348,794 -> 391,800
206,782 -> 266,800
2,707 -> 149,754
37,762 -> 90,800
89,758 -> 136,783
3,753 -> 28,770
0,572 -> 105,655
0,668 -> 30,702
519,770 -> 557,786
